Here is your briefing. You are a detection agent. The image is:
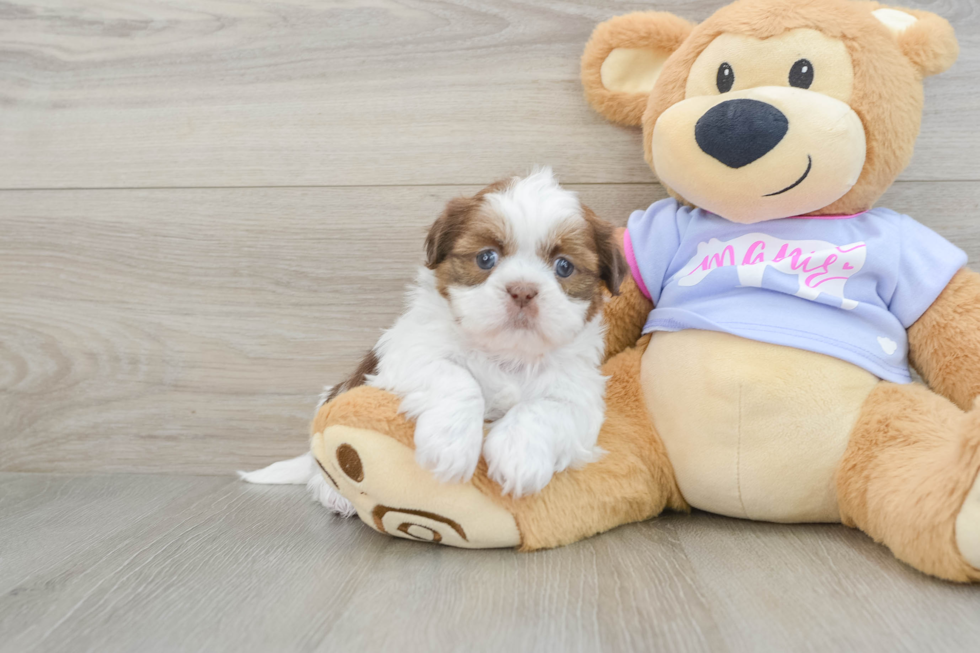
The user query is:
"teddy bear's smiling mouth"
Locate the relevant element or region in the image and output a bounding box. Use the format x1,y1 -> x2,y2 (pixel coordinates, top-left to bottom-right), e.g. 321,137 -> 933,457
763,155 -> 813,197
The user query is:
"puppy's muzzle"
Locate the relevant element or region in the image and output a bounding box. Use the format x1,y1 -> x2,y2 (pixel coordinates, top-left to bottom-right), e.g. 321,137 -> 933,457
506,282 -> 539,308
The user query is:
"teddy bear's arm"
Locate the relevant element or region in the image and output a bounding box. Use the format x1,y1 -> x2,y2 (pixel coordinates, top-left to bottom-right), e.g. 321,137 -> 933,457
601,227 -> 654,361
908,268 -> 980,411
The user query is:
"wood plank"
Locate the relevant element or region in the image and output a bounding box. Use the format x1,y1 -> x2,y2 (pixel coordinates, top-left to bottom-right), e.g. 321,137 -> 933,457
0,472 -> 717,653
324,514 -> 722,652
0,473 -> 382,653
675,513 -> 980,652
0,0 -> 976,189
0,473 -> 228,596
3,181 -> 978,474
2,473 -> 979,652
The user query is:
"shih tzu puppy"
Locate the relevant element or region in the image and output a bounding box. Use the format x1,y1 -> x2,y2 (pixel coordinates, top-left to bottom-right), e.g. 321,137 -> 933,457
242,168 -> 627,513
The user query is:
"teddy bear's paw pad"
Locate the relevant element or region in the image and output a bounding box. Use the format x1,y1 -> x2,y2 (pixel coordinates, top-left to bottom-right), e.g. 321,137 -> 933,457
956,470 -> 980,570
311,425 -> 521,549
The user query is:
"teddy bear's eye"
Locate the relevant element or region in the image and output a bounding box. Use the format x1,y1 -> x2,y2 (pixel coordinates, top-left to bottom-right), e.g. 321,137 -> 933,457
789,59 -> 814,89
716,62 -> 734,93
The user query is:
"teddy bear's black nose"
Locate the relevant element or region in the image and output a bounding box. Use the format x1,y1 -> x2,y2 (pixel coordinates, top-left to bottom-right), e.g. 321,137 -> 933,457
695,99 -> 789,168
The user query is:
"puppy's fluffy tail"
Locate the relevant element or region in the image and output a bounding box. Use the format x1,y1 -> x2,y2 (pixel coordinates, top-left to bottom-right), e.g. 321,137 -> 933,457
239,452 -> 357,517
240,386 -> 336,484
238,452 -> 316,485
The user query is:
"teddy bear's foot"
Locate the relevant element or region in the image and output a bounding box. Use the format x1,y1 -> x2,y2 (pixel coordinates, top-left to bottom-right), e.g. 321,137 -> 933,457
955,398 -> 980,571
957,469 -> 980,570
312,424 -> 521,548
838,383 -> 980,582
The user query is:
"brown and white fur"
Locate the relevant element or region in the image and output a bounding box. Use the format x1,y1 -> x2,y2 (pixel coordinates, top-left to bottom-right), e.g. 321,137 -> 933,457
242,168 -> 627,511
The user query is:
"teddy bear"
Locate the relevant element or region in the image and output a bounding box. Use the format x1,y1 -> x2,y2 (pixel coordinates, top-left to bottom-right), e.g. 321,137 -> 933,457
308,0 -> 980,583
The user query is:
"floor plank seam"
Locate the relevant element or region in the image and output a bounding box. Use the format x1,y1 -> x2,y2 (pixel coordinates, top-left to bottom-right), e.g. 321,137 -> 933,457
0,179 -> 973,193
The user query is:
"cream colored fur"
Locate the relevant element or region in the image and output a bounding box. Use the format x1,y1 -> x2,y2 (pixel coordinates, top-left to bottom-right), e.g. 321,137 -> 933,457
643,330 -> 878,522
313,425 -> 520,548
958,473 -> 980,570
600,48 -> 667,94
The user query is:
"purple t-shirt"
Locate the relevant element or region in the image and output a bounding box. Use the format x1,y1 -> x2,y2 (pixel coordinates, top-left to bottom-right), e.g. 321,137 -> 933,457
625,199 -> 967,383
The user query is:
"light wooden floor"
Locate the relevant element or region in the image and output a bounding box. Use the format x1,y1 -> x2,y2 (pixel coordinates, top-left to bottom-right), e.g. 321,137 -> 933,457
3,472 -> 980,653
2,1 -> 980,650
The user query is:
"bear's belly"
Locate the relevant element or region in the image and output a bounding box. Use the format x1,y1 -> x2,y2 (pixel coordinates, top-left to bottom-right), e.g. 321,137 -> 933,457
641,330 -> 880,523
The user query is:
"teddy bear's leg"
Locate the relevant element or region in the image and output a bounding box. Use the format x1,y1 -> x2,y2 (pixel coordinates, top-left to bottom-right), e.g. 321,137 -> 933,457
312,341 -> 687,550
837,381 -> 980,582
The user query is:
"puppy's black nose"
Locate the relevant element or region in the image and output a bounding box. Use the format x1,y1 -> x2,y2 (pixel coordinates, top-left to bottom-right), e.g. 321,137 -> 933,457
695,99 -> 788,168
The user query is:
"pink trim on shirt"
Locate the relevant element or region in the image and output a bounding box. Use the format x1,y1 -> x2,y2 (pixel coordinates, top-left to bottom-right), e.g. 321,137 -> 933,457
623,228 -> 652,300
790,211 -> 868,220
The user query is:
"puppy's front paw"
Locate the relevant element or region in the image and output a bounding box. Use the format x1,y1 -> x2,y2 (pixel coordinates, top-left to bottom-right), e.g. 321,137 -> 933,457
483,418 -> 556,498
413,407 -> 484,484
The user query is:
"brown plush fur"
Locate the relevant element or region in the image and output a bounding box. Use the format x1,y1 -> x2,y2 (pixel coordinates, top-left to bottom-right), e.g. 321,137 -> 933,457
581,11 -> 694,127
600,228 -> 654,361
314,385 -> 416,447
582,0 -> 958,216
315,343 -> 688,552
838,383 -> 980,582
908,268 -> 980,412
894,6 -> 960,78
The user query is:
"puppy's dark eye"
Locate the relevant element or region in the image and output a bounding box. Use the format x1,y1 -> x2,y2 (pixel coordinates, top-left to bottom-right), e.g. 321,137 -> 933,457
789,59 -> 813,89
476,249 -> 498,270
716,62 -> 734,93
554,257 -> 574,278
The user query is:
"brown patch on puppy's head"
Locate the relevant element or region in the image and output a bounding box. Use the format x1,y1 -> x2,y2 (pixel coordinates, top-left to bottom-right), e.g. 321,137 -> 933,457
546,206 -> 628,320
585,206 -> 628,299
425,180 -> 510,299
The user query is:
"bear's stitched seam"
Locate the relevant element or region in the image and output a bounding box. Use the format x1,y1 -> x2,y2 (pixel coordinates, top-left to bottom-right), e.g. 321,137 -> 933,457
736,382 -> 749,519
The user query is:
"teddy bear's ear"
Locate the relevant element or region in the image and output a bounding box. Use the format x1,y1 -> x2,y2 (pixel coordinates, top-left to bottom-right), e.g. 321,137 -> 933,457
581,12 -> 695,127
872,6 -> 959,78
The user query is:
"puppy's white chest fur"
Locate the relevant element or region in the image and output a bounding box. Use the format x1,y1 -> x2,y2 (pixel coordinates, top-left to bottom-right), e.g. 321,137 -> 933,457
469,356 -> 553,422
458,332 -> 604,423
475,364 -> 524,422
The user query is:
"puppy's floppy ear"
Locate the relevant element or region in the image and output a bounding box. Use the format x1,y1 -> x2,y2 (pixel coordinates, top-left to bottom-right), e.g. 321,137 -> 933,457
424,196 -> 476,269
872,6 -> 958,78
425,179 -> 510,268
584,207 -> 628,296
581,12 -> 694,127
